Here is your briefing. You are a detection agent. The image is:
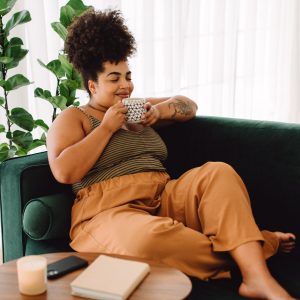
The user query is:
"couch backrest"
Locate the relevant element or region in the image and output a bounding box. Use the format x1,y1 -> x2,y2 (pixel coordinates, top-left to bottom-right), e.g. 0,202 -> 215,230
158,116 -> 300,238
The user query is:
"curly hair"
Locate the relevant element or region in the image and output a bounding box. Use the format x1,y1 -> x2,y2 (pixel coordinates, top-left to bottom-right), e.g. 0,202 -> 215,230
64,8 -> 136,93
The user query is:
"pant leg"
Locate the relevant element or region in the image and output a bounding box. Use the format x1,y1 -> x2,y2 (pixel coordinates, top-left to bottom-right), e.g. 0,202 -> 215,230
72,204 -> 231,280
158,162 -> 279,257
70,171 -> 231,280
69,166 -> 278,281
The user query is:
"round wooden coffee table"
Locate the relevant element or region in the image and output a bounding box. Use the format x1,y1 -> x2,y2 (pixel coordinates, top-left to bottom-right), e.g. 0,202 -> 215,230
0,252 -> 192,300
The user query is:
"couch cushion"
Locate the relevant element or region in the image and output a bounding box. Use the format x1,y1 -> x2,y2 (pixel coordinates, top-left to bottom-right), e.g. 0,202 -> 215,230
22,193 -> 74,240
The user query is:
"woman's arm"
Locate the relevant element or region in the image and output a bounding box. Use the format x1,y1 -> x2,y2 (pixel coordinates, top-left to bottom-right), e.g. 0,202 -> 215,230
142,95 -> 198,127
47,102 -> 127,184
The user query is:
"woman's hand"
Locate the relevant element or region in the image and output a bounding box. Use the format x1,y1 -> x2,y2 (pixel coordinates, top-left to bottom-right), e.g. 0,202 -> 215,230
141,102 -> 161,126
101,101 -> 127,133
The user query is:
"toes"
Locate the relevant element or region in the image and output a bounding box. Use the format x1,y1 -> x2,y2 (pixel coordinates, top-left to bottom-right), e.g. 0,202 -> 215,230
286,233 -> 296,241
275,232 -> 296,253
275,232 -> 296,242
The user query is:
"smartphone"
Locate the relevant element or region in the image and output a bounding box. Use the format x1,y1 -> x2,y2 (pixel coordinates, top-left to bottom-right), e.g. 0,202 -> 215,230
47,255 -> 88,279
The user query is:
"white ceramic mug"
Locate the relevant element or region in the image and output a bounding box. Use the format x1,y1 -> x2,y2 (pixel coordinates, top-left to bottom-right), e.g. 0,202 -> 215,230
122,98 -> 146,123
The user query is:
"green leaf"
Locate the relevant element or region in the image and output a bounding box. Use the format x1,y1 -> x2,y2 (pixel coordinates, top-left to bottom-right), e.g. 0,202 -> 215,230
60,5 -> 75,28
66,0 -> 91,14
0,56 -> 13,64
6,49 -> 28,69
0,0 -> 17,16
37,58 -> 48,70
5,43 -> 28,69
27,139 -> 46,152
5,10 -> 31,35
38,59 -> 65,78
34,87 -> 52,100
4,74 -> 32,91
73,100 -> 80,106
60,79 -> 79,94
40,132 -> 47,142
47,59 -> 65,78
51,22 -> 68,41
6,131 -> 12,139
34,119 -> 49,132
15,148 -> 27,156
71,68 -> 84,88
0,79 -> 6,87
9,37 -> 23,46
35,88 -> 67,110
0,143 -> 16,159
49,95 -> 68,110
0,143 -> 9,161
0,96 -> 4,105
9,107 -> 34,131
0,124 -> 5,133
59,81 -> 69,98
58,54 -> 72,78
59,79 -> 80,106
0,143 -> 9,149
11,130 -> 33,148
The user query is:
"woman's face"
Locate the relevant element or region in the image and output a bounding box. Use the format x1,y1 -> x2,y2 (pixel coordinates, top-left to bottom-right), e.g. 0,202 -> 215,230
88,60 -> 134,109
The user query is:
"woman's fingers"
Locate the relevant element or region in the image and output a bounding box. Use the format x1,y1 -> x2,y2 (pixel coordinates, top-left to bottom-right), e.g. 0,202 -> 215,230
142,103 -> 159,126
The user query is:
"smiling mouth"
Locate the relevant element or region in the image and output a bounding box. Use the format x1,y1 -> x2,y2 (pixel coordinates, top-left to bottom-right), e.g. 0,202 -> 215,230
117,94 -> 130,99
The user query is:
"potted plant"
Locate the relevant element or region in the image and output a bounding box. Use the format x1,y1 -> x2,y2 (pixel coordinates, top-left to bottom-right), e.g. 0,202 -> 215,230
34,0 -> 91,122
0,0 -> 47,162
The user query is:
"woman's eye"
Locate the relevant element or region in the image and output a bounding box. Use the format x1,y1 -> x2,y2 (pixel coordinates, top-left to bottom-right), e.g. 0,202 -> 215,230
110,78 -> 119,82
126,77 -> 132,81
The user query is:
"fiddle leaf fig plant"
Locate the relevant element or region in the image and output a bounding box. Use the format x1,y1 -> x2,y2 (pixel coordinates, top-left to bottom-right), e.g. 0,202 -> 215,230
34,0 -> 91,122
0,0 -> 47,162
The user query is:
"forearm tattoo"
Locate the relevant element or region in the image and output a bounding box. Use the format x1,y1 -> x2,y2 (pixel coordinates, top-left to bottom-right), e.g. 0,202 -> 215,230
168,98 -> 194,119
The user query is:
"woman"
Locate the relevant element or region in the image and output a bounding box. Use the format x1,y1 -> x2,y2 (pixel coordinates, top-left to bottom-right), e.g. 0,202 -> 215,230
47,8 -> 296,299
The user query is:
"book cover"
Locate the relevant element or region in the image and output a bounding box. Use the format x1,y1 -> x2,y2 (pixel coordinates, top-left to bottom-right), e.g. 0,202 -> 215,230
70,255 -> 151,300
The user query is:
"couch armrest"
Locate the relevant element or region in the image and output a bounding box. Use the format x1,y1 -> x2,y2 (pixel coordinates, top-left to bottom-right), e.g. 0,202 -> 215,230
0,152 -> 73,262
22,193 -> 73,241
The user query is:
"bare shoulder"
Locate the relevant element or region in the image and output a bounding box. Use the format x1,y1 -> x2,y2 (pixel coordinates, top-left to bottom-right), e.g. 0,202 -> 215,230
47,107 -> 91,159
52,106 -> 84,123
49,107 -> 91,134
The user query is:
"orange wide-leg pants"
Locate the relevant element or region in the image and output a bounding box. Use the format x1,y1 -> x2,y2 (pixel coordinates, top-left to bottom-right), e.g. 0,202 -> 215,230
70,162 -> 279,280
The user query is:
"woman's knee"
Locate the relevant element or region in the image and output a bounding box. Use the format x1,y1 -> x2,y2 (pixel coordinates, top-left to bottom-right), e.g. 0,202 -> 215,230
202,161 -> 237,176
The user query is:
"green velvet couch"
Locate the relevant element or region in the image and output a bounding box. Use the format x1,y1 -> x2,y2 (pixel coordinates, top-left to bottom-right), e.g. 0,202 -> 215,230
1,116 -> 300,299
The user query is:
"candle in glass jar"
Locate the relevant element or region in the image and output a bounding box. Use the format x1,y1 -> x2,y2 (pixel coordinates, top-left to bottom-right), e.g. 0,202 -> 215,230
17,255 -> 47,295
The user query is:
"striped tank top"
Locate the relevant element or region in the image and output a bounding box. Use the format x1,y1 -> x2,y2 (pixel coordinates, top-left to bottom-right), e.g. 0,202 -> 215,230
72,108 -> 168,194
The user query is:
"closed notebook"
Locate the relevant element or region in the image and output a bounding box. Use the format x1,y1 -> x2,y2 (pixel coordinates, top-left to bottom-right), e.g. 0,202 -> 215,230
70,255 -> 151,300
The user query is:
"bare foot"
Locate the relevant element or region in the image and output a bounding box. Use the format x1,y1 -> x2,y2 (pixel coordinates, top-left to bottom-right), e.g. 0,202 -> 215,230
239,276 -> 295,299
238,233 -> 296,299
274,232 -> 296,253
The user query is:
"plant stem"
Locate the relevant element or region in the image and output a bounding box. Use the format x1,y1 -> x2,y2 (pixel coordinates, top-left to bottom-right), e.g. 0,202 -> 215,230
0,15 -> 12,147
52,107 -> 57,122
3,89 -> 12,147
1,66 -> 12,147
52,77 -> 60,122
0,16 -> 4,46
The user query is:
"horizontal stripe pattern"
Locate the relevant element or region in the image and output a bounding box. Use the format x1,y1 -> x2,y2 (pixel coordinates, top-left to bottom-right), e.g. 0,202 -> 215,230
72,107 -> 168,194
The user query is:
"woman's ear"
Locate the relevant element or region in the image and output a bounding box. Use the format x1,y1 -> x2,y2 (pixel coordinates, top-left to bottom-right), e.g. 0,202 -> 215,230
88,80 -> 96,95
